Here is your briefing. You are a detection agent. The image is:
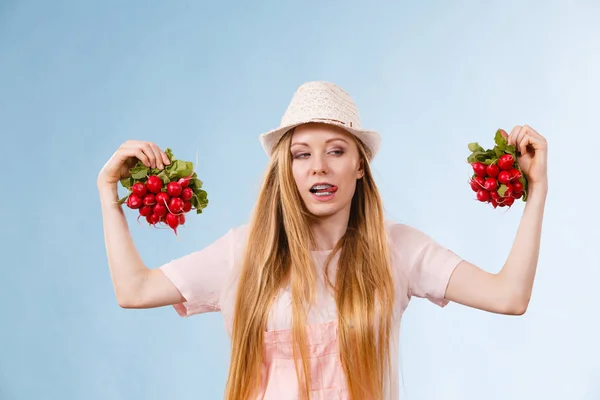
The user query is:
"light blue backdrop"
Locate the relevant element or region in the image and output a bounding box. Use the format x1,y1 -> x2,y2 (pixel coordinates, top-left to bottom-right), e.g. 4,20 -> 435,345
1,1 -> 598,399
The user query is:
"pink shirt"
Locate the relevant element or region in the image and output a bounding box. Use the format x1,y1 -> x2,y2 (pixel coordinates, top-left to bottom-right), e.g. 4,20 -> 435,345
160,220 -> 462,399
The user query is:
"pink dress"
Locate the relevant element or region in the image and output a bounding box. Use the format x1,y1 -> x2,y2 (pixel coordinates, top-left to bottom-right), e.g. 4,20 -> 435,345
159,220 -> 462,399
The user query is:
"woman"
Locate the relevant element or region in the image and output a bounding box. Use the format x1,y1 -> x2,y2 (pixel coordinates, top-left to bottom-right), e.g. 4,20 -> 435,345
97,81 -> 548,399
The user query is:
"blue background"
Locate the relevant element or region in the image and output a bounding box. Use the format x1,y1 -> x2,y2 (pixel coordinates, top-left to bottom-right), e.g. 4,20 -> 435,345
1,1 -> 599,399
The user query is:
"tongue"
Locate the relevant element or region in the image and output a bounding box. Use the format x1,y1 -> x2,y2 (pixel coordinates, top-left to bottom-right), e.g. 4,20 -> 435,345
315,186 -> 336,193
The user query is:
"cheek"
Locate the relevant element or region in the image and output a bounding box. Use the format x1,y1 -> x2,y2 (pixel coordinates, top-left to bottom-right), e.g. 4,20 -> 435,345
291,164 -> 305,190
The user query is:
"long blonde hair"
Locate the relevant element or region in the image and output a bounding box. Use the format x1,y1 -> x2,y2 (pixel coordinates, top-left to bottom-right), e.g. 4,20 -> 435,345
224,128 -> 395,399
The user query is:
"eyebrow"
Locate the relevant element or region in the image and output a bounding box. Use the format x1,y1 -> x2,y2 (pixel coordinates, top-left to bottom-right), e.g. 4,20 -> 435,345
290,137 -> 348,147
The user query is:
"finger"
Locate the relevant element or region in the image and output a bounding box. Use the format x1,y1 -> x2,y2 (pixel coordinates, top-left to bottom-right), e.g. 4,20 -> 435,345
522,124 -> 547,143
120,143 -> 150,167
507,125 -> 522,148
158,146 -> 171,166
513,127 -> 528,154
517,132 -> 530,155
141,143 -> 157,168
148,142 -> 164,170
132,148 -> 151,167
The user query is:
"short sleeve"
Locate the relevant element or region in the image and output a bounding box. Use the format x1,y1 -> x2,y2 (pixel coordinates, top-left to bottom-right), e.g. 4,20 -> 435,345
387,222 -> 463,307
159,226 -> 239,317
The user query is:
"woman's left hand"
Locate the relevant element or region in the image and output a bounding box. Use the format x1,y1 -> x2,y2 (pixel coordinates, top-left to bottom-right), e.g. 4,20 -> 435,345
501,125 -> 548,187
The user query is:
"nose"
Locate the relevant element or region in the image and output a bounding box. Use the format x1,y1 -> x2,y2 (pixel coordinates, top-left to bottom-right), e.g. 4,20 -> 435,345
311,154 -> 329,175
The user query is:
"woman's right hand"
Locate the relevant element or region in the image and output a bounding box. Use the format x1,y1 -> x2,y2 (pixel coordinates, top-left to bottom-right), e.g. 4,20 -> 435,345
97,140 -> 171,187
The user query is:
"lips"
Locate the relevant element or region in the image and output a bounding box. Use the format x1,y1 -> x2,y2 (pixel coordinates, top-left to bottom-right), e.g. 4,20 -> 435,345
309,182 -> 338,193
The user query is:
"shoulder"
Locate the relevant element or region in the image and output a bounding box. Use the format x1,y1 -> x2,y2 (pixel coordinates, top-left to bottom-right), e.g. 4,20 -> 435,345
384,219 -> 436,252
225,223 -> 251,257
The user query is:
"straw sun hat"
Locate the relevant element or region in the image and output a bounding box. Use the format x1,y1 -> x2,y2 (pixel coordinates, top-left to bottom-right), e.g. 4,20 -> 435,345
259,81 -> 381,160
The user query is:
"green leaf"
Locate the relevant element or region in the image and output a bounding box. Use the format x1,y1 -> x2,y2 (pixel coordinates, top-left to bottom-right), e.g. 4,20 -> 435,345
506,144 -> 516,155
498,184 -> 508,197
468,142 -> 485,153
131,165 -> 149,180
117,194 -> 130,205
165,160 -> 194,180
165,148 -> 174,163
494,129 -> 507,151
189,178 -> 203,190
157,170 -> 170,185
467,151 -> 486,163
120,177 -> 134,189
494,146 -> 504,158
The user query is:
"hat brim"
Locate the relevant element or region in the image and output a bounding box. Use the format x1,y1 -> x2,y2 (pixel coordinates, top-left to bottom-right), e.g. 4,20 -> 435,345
259,121 -> 381,161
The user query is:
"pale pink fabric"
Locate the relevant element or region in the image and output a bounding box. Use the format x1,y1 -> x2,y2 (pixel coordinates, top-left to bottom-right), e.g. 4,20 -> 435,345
159,220 -> 463,399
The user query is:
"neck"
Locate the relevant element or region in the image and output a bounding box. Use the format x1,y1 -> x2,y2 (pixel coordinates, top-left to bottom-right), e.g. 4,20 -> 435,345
310,206 -> 351,251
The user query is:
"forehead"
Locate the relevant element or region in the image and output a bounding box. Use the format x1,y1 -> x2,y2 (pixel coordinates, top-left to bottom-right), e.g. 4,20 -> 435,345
290,123 -> 353,145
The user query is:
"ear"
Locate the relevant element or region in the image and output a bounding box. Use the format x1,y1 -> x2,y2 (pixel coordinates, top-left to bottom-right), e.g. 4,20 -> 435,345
357,159 -> 365,179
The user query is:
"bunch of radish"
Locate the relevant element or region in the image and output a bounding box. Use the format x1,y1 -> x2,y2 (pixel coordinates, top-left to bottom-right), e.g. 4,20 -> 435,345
467,130 -> 528,209
118,148 -> 208,234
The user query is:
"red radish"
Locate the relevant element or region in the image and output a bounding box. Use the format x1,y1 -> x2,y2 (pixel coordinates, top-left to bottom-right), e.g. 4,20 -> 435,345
132,182 -> 147,197
169,197 -> 184,213
509,168 -> 521,182
501,183 -> 513,198
143,194 -> 156,206
498,170 -> 512,184
181,187 -> 193,201
512,181 -> 524,193
484,178 -> 498,191
166,213 -> 180,231
513,191 -> 523,199
146,175 -> 163,193
490,191 -> 500,200
156,192 -> 170,205
503,196 -> 515,206
139,205 -> 153,217
491,198 -> 499,208
146,213 -> 160,225
498,154 -> 514,170
119,147 -> 209,234
127,194 -> 143,209
167,182 -> 183,197
178,177 -> 191,188
470,176 -> 485,192
472,162 -> 487,178
486,164 -> 499,178
154,203 -> 168,217
477,189 -> 490,202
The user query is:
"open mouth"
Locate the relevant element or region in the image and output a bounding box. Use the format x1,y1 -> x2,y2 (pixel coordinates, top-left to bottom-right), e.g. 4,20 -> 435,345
309,183 -> 338,197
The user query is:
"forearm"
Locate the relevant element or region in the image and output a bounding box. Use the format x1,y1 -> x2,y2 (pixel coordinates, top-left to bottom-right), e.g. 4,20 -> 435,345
98,182 -> 149,306
499,182 -> 548,311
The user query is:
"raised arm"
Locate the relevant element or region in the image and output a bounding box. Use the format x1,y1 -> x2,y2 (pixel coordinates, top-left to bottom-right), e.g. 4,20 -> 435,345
444,125 -> 548,315
97,141 -> 184,309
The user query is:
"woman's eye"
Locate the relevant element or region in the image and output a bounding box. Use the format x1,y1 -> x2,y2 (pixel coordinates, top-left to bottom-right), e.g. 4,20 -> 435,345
330,149 -> 344,156
293,153 -> 309,159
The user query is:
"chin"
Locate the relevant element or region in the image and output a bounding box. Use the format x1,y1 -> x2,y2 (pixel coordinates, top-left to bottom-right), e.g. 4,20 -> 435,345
307,206 -> 339,218
304,200 -> 348,219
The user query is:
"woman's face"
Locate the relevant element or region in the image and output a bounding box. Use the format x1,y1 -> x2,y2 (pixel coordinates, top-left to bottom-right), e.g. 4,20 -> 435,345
290,123 -> 364,219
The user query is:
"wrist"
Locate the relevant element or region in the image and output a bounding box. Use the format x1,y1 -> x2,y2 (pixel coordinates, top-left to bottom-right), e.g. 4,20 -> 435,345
97,181 -> 119,204
526,181 -> 548,205
529,180 -> 548,195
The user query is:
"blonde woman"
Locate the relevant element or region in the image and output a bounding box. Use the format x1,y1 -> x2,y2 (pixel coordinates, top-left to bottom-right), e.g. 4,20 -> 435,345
97,81 -> 548,399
